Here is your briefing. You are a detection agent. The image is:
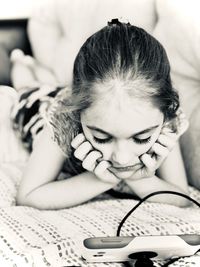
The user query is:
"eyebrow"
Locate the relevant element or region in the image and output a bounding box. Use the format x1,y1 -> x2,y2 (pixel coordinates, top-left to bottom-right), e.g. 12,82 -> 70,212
87,125 -> 159,138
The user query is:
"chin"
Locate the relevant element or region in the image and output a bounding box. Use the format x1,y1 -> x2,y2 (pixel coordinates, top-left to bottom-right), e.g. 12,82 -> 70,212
114,171 -> 134,180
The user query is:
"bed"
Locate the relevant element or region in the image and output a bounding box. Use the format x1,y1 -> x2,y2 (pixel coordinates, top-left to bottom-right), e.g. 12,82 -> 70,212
0,160 -> 200,267
1,0 -> 200,266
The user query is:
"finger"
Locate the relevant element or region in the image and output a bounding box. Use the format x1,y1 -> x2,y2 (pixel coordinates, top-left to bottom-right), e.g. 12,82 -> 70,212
74,141 -> 93,161
82,151 -> 102,171
71,133 -> 85,149
140,153 -> 156,171
94,161 -> 118,183
152,143 -> 169,159
94,160 -> 110,176
157,134 -> 176,151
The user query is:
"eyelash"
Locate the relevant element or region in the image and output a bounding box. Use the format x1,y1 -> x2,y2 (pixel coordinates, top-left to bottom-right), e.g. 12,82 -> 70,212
93,136 -> 151,144
93,136 -> 112,144
134,136 -> 151,144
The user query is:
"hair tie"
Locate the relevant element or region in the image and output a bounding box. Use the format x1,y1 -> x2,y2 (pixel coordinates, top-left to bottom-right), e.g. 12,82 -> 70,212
107,18 -> 131,27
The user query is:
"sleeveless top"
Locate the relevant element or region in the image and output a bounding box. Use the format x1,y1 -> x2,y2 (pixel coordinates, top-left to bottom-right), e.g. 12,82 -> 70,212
44,87 -> 189,195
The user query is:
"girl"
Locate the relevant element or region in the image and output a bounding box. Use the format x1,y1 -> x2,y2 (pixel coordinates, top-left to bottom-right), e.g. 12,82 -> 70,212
16,19 -> 189,209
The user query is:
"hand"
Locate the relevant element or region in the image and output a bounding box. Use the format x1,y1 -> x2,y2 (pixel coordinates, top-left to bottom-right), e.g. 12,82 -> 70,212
127,123 -> 180,180
71,133 -> 120,184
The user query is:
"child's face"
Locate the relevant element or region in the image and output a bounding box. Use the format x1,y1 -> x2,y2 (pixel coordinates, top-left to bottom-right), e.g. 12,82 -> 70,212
81,93 -> 164,179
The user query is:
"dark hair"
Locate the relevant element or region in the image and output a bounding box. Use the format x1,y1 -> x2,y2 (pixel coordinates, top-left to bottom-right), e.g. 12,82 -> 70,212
71,20 -> 179,121
54,20 -> 180,162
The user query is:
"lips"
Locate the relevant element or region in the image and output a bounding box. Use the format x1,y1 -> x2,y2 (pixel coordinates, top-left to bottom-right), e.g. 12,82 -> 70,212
110,163 -> 141,172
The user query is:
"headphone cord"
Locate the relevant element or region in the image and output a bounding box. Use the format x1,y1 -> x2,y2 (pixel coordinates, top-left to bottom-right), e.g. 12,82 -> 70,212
117,190 -> 200,236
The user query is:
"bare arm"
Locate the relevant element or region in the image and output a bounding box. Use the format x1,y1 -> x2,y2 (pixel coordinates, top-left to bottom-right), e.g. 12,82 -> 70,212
156,142 -> 188,192
16,127 -> 116,209
126,142 -> 190,207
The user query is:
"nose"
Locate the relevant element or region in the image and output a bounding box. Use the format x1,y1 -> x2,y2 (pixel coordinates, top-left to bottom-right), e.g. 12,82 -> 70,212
111,140 -> 136,166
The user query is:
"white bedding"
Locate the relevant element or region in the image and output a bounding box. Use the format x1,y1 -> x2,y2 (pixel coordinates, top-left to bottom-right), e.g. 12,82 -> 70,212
0,162 -> 200,267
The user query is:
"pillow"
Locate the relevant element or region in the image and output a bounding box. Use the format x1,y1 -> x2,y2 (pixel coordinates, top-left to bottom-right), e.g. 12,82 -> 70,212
153,0 -> 200,118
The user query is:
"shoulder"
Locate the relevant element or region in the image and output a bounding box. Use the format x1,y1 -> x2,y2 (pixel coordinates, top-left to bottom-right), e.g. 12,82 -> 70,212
33,126 -> 67,160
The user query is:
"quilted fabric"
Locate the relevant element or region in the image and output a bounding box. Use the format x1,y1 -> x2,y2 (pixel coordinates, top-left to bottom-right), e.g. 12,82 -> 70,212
0,166 -> 199,267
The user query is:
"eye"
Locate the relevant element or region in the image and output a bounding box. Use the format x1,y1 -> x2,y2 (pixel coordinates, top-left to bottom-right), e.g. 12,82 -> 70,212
133,136 -> 151,145
93,136 -> 112,144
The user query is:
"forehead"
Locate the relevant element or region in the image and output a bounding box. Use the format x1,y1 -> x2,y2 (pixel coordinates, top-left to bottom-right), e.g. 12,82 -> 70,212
81,94 -> 163,137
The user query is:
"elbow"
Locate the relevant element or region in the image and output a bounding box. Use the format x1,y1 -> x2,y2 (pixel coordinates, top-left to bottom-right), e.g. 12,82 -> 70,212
175,197 -> 191,208
16,190 -> 40,209
147,191 -> 191,207
16,189 -> 56,210
176,188 -> 192,207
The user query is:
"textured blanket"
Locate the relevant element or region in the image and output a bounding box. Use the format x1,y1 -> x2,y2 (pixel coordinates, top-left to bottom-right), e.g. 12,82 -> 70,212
0,163 -> 200,267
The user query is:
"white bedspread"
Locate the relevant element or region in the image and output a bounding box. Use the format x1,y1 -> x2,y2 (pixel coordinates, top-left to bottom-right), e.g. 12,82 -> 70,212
0,162 -> 200,267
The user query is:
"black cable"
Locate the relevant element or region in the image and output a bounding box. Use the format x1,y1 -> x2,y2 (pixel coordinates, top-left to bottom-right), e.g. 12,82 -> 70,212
122,262 -> 133,267
116,190 -> 200,267
107,189 -> 141,200
122,256 -> 180,267
116,190 -> 200,236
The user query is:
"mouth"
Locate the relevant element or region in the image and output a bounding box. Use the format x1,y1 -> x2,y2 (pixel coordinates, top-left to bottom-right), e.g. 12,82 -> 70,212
109,163 -> 141,172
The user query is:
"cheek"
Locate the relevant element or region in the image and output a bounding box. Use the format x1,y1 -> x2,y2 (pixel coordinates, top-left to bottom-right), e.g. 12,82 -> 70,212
82,126 -> 110,157
89,139 -> 111,159
133,142 -> 153,157
82,124 -> 163,159
136,127 -> 162,155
